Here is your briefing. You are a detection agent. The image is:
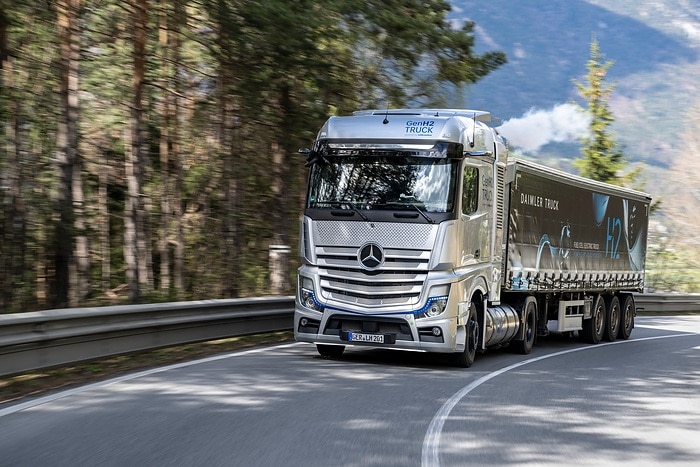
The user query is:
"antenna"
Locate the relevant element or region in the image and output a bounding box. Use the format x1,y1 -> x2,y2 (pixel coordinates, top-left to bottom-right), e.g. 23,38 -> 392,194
382,103 -> 389,124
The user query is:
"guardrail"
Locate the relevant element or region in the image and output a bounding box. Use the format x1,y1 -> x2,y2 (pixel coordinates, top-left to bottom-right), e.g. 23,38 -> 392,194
1,293 -> 698,378
634,293 -> 700,314
0,296 -> 294,378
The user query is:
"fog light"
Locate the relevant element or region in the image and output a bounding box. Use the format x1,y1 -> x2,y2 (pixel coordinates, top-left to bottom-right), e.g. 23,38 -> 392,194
432,327 -> 442,337
300,317 -> 309,327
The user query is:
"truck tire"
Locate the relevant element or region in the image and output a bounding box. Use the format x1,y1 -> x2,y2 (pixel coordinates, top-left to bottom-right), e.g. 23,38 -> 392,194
512,296 -> 536,354
618,294 -> 635,340
317,344 -> 345,358
452,302 -> 478,368
603,295 -> 621,342
580,294 -> 606,344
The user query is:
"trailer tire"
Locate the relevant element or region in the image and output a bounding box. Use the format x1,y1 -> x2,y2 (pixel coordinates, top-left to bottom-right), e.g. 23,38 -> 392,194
512,296 -> 536,354
317,344 -> 345,358
618,294 -> 635,340
452,302 -> 478,368
603,295 -> 621,342
580,294 -> 606,344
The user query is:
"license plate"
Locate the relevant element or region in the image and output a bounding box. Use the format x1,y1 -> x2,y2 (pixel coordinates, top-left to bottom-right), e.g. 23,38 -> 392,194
347,332 -> 384,343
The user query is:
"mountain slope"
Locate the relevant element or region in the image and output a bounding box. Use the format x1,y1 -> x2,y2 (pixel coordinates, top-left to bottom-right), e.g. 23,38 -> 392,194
449,0 -> 700,290
451,0 -> 699,166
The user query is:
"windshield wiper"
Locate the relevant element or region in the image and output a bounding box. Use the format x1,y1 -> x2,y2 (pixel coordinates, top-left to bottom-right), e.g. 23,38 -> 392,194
346,202 -> 369,221
403,203 -> 434,224
316,201 -> 370,221
376,201 -> 435,224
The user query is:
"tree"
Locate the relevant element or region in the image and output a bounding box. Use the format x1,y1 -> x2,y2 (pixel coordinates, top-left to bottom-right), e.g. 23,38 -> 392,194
56,0 -> 89,307
0,1 -> 507,310
573,38 -> 627,185
235,0 -> 507,293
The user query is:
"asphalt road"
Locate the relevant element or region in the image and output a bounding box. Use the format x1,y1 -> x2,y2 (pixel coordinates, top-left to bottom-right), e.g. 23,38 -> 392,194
1,316 -> 698,466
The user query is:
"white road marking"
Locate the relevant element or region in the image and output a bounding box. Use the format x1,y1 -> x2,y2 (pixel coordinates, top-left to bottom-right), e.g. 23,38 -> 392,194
0,342 -> 302,418
421,333 -> 697,467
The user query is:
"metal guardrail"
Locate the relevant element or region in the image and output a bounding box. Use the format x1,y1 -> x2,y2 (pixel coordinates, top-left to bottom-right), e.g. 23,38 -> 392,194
0,296 -> 294,378
1,293 -> 698,378
634,293 -> 700,313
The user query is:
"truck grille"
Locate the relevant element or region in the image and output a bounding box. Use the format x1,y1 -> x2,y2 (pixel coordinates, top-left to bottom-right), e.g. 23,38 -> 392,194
316,246 -> 430,308
310,221 -> 438,309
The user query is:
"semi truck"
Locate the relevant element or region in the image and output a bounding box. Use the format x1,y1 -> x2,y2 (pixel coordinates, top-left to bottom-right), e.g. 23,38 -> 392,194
294,108 -> 650,367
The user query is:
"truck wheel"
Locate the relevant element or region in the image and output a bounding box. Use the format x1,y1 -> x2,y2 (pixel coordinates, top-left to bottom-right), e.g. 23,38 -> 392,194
452,302 -> 478,368
618,294 -> 635,340
317,344 -> 345,358
603,295 -> 621,342
580,294 -> 606,344
513,296 -> 536,354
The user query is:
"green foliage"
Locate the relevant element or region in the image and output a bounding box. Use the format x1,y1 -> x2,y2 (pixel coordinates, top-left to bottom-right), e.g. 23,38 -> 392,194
0,0 -> 505,310
645,234 -> 700,293
573,39 -> 627,185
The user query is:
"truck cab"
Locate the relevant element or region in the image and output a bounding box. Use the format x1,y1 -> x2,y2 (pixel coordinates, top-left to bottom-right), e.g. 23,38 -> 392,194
295,109 -> 509,366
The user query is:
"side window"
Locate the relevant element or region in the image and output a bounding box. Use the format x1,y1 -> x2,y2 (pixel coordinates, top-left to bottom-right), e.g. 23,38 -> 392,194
462,166 -> 479,215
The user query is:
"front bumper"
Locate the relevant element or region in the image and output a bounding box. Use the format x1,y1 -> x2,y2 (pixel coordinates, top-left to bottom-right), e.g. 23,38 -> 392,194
294,304 -> 460,353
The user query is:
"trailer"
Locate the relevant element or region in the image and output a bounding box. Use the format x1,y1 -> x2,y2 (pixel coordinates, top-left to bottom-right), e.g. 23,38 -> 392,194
294,109 -> 651,367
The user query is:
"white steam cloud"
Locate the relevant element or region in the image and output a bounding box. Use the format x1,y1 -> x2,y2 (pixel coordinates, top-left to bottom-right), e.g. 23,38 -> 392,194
497,103 -> 590,152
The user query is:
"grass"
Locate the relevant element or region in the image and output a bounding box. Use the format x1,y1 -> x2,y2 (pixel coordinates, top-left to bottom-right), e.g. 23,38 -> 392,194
0,331 -> 293,406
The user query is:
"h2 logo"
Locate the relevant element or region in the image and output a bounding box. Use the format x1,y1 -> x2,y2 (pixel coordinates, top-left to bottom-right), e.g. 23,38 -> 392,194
606,217 -> 621,259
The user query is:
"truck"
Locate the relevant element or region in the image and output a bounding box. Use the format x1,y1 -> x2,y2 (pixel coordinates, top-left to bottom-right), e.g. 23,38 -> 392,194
294,108 -> 650,367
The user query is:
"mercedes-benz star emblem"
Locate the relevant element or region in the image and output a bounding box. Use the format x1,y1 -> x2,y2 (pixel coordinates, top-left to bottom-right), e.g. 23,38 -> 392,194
358,243 -> 384,270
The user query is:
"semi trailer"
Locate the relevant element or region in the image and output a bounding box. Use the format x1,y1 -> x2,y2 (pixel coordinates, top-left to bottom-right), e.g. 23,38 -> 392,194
294,108 -> 650,367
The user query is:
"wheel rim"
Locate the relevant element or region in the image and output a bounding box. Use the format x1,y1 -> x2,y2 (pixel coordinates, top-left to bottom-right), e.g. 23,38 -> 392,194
468,318 -> 479,355
611,303 -> 620,335
525,307 -> 535,344
623,303 -> 633,331
594,304 -> 604,336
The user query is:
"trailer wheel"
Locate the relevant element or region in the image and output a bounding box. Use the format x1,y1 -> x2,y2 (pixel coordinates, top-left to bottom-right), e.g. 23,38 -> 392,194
618,294 -> 635,340
603,295 -> 621,342
452,302 -> 478,368
580,294 -> 606,344
317,344 -> 345,358
513,296 -> 536,354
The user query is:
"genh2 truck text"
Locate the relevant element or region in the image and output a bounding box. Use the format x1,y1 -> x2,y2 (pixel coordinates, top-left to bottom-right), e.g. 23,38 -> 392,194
294,109 -> 650,367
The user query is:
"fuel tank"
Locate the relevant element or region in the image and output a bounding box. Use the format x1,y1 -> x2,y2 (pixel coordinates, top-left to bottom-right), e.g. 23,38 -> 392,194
484,304 -> 520,347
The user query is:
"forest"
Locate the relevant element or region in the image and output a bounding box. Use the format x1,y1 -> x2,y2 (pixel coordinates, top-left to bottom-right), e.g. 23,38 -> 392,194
0,0 -> 506,312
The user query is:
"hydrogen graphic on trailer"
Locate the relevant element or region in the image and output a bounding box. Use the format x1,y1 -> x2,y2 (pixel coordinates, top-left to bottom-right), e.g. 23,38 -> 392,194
507,166 -> 649,291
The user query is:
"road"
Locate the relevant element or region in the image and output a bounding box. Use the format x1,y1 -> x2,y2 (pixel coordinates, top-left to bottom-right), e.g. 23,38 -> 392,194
1,316 -> 698,466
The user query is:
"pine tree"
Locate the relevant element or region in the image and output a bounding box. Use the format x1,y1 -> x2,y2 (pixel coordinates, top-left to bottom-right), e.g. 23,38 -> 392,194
574,38 -> 626,185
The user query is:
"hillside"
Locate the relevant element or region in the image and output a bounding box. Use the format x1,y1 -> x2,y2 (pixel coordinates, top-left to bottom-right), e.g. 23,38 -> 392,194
452,0 -> 698,161
449,0 -> 700,289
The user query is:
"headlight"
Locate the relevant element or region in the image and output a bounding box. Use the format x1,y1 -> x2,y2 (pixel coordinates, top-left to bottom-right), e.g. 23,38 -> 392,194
299,277 -> 324,312
419,297 -> 448,318
424,299 -> 447,317
416,285 -> 450,319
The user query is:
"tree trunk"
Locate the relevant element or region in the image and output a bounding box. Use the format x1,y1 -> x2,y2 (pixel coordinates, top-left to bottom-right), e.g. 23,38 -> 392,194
158,0 -> 171,292
123,0 -> 150,302
269,84 -> 293,294
220,95 -> 241,297
98,163 -> 110,293
1,54 -> 27,311
172,2 -> 184,297
215,5 -> 242,298
269,141 -> 290,294
54,0 -> 83,308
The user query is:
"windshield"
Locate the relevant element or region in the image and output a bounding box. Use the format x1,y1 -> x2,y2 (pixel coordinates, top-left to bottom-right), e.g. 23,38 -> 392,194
307,156 -> 459,213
